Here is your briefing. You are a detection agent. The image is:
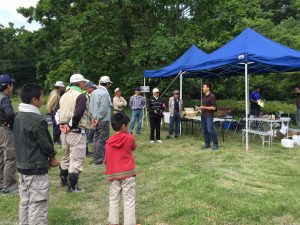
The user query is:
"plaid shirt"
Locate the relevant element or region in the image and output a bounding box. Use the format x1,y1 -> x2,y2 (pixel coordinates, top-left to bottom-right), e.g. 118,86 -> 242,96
0,94 -> 15,125
129,95 -> 145,110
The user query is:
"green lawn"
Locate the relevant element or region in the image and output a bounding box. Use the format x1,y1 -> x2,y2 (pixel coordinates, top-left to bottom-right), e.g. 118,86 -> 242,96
2,99 -> 300,224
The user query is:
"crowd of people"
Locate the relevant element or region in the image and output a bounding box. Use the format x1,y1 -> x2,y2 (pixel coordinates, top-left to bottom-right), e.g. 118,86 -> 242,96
0,72 -> 222,225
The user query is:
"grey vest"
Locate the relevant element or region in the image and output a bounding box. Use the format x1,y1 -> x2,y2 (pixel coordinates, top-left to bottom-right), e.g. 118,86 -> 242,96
0,92 -> 8,124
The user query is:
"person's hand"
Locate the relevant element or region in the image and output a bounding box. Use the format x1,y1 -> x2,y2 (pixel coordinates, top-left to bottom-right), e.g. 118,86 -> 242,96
60,124 -> 70,134
199,106 -> 205,110
49,157 -> 60,168
154,110 -> 157,114
92,119 -> 99,127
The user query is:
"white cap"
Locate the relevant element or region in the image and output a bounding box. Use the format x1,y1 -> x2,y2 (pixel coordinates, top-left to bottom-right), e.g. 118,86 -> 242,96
54,81 -> 65,88
99,76 -> 113,84
152,87 -> 159,93
114,87 -> 121,93
70,74 -> 88,83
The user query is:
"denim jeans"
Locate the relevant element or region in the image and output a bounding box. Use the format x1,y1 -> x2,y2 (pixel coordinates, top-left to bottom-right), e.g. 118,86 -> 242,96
169,111 -> 180,136
201,116 -> 218,147
297,108 -> 300,128
130,109 -> 143,134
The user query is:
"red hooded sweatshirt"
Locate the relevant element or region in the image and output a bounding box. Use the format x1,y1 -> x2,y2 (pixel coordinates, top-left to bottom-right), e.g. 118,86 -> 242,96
105,132 -> 136,181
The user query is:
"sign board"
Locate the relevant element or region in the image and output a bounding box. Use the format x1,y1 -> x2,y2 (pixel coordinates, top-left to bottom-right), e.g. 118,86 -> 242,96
140,86 -> 150,92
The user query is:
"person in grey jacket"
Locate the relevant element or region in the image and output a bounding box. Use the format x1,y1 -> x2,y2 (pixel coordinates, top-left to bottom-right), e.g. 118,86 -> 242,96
167,90 -> 183,139
89,76 -> 113,166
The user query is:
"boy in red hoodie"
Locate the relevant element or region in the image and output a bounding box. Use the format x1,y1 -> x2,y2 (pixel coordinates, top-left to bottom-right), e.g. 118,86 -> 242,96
105,113 -> 140,225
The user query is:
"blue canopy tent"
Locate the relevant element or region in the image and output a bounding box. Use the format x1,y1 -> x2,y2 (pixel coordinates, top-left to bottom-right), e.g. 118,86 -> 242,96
185,27 -> 300,150
144,44 -> 207,78
144,45 -> 208,100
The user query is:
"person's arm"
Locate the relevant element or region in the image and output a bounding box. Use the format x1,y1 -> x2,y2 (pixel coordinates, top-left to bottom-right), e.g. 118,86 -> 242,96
36,119 -> 57,158
168,98 -> 172,111
0,97 -> 15,125
71,94 -> 87,128
200,96 -> 216,111
46,93 -> 58,114
113,97 -> 124,107
249,92 -> 257,103
131,136 -> 137,151
180,99 -> 183,110
161,99 -> 166,112
129,96 -> 133,109
98,94 -> 110,121
122,97 -> 127,107
147,97 -> 154,113
89,92 -> 100,119
141,97 -> 145,107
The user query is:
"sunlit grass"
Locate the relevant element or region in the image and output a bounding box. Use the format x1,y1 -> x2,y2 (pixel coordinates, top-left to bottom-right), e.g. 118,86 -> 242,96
2,97 -> 300,224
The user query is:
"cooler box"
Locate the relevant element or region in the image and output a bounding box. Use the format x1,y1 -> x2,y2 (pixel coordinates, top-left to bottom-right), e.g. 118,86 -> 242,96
223,121 -> 233,130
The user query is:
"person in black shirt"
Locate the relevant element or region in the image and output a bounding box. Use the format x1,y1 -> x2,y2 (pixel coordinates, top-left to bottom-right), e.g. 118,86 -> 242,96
147,88 -> 166,143
198,82 -> 219,150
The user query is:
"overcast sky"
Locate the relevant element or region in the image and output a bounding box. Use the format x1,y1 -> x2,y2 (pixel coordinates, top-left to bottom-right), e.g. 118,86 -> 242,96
0,0 -> 41,31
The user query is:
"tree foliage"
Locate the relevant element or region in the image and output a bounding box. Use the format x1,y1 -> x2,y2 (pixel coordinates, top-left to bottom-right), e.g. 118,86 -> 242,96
1,0 -> 300,101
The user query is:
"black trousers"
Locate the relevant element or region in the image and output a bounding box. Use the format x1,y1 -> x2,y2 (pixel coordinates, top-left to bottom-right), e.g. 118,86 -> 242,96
150,117 -> 161,141
251,103 -> 261,117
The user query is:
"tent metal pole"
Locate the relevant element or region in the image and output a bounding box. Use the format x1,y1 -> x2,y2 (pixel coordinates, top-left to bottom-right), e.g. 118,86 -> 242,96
142,77 -> 148,127
245,63 -> 249,150
180,73 -> 183,135
200,78 -> 203,104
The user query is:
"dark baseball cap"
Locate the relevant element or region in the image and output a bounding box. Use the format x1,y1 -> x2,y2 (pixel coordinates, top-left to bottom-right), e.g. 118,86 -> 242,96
86,81 -> 95,88
134,86 -> 141,91
0,74 -> 15,86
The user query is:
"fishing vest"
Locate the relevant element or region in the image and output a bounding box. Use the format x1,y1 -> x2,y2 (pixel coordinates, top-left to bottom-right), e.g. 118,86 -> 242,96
59,88 -> 91,129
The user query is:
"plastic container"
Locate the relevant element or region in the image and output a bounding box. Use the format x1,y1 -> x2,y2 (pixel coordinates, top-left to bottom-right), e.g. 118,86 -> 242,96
281,138 -> 294,148
223,121 -> 233,130
292,135 -> 300,145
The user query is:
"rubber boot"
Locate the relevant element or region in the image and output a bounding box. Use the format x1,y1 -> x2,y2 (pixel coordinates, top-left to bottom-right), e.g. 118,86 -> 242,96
67,173 -> 81,192
59,168 -> 68,187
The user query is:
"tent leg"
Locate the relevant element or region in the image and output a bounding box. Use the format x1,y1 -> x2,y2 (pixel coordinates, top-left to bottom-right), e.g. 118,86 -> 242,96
245,63 -> 249,151
180,73 -> 183,135
142,78 -> 148,127
200,78 -> 203,104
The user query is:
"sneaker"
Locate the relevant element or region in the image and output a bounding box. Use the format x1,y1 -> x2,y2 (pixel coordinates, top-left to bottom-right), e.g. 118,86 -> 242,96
1,188 -> 19,195
212,145 -> 219,150
157,140 -> 163,143
67,185 -> 82,193
150,140 -> 155,144
91,162 -> 102,167
201,145 -> 210,150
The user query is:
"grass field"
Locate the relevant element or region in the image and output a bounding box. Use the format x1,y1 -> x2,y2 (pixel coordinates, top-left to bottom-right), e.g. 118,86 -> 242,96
1,100 -> 300,224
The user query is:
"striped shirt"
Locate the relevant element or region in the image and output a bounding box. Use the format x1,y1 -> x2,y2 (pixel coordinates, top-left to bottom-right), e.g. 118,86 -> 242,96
129,95 -> 145,110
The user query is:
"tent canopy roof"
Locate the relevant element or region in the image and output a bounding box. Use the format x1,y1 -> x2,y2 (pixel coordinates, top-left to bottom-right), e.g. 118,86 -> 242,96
187,28 -> 300,77
144,45 -> 207,78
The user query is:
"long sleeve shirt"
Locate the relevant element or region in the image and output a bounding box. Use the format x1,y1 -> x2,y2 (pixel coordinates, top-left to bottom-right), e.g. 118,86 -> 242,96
113,96 -> 127,111
129,95 -> 145,110
89,86 -> 112,122
147,96 -> 166,118
0,93 -> 15,126
46,89 -> 60,113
